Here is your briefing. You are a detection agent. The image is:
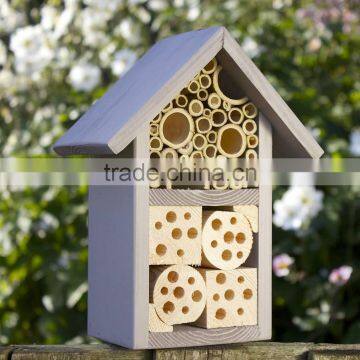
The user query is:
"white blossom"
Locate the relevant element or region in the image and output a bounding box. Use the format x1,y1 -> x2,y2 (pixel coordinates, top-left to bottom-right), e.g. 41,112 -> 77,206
111,49 -> 137,76
80,8 -> 110,47
273,253 -> 294,277
0,40 -> 6,65
68,62 -> 101,92
84,0 -> 123,12
307,37 -> 322,52
349,128 -> 360,156
0,1 -> 25,34
41,5 -> 59,30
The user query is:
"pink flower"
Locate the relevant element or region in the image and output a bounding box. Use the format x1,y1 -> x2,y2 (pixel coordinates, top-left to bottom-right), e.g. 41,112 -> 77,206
329,265 -> 353,286
273,254 -> 294,277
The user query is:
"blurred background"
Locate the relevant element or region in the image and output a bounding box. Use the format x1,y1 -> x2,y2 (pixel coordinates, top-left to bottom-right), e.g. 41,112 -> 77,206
0,0 -> 359,345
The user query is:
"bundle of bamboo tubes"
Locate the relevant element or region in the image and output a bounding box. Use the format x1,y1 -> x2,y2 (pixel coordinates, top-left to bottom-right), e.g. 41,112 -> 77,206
148,56 -> 259,189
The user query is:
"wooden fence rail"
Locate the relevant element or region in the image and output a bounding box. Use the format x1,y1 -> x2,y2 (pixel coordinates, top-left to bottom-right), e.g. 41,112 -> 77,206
1,342 -> 360,360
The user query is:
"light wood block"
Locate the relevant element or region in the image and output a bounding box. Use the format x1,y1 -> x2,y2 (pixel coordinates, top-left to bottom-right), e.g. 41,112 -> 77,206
150,265 -> 206,326
201,211 -> 253,270
149,304 -> 173,333
193,268 -> 257,329
149,206 -> 202,265
233,205 -> 258,233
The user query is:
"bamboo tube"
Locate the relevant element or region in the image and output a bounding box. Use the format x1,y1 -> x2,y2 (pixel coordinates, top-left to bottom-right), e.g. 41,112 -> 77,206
194,72 -> 201,81
150,150 -> 161,159
242,119 -> 257,135
245,150 -> 258,188
197,89 -> 209,102
162,102 -> 173,113
208,93 -> 221,109
212,177 -> 229,190
242,102 -> 258,119
247,134 -> 258,149
149,303 -> 173,332
150,122 -> 159,136
229,169 -> 247,190
199,74 -> 211,89
203,144 -> 217,158
195,116 -> 212,134
213,66 -> 248,105
150,265 -> 206,325
159,108 -> 194,149
153,112 -> 162,124
203,108 -> 211,118
217,124 -> 246,158
175,94 -> 188,108
149,169 -> 161,188
245,149 -> 258,160
161,148 -> 179,159
187,80 -> 200,94
202,58 -> 217,74
190,150 -> 204,160
193,133 -> 207,151
211,109 -> 227,127
179,154 -> 191,167
178,141 -> 193,155
228,107 -> 244,125
223,101 -> 231,111
189,99 -> 204,117
161,148 -> 179,189
201,211 -> 253,270
150,136 -> 163,151
206,130 -> 217,144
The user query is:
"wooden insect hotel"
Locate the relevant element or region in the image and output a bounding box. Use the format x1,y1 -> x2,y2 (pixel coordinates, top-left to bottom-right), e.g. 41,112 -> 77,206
54,27 -> 323,349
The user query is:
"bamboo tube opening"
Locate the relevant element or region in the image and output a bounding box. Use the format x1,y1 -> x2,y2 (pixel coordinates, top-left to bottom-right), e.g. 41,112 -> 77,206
202,58 -> 217,74
242,102 -> 258,118
213,66 -> 248,105
193,133 -> 207,151
208,93 -> 221,109
203,144 -> 217,158
163,102 -> 173,113
206,130 -> 217,144
245,149 -> 258,160
203,108 -> 211,118
211,109 -> 227,127
247,134 -> 258,148
228,107 -> 244,125
178,141 -> 193,155
242,119 -> 257,135
190,150 -> 203,160
223,101 -> 231,111
199,74 -> 211,89
153,113 -> 162,123
161,148 -> 179,159
175,94 -> 188,108
217,124 -> 246,158
150,150 -> 161,159
159,109 -> 194,149
150,136 -> 163,151
188,80 -> 200,94
150,122 -> 159,136
197,89 -> 209,101
189,99 -> 204,117
196,116 -> 212,134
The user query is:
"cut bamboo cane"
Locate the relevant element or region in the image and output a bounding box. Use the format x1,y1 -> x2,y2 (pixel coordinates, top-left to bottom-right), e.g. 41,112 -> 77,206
199,74 -> 211,89
206,130 -> 217,144
213,66 -> 248,105
228,107 -> 244,125
242,119 -> 257,135
202,58 -> 217,74
247,134 -> 258,149
201,211 -> 253,270
212,177 -> 229,190
159,108 -> 194,149
197,89 -> 209,102
217,124 -> 246,158
190,150 -> 204,160
233,205 -> 258,233
208,93 -> 221,109
193,133 -> 207,151
150,265 -> 206,325
195,117 -> 212,134
211,109 -> 227,127
161,149 -> 178,189
149,168 -> 161,188
245,149 -> 258,160
187,80 -> 200,94
189,99 -> 204,117
150,136 -> 163,151
193,268 -> 257,329
203,108 -> 211,118
153,112 -> 162,124
229,170 -> 247,189
150,122 -> 159,136
150,150 -> 161,159
149,206 -> 202,265
175,94 -> 188,108
178,141 -> 194,155
161,147 -> 178,159
203,144 -> 217,158
242,102 -> 258,119
149,303 -> 173,332
162,102 -> 173,113
223,101 -> 231,111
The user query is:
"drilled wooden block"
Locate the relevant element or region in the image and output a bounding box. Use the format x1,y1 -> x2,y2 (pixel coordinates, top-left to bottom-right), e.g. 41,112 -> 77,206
149,206 -> 202,265
193,268 -> 257,329
149,304 -> 173,333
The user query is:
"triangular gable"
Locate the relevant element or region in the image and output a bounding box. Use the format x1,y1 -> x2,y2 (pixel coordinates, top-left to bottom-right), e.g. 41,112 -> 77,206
54,26 -> 323,158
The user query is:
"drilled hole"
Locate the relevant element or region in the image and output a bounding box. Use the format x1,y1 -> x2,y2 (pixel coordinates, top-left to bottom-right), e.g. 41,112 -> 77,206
238,276 -> 244,284
243,288 -> 253,299
184,212 -> 191,220
236,232 -> 245,244
177,249 -> 184,257
182,306 -> 189,314
167,271 -> 179,283
172,228 -> 182,239
187,227 -> 198,239
163,301 -> 175,314
230,217 -> 237,225
174,287 -> 185,299
222,250 -> 232,261
225,289 -> 235,301
156,244 -> 167,256
215,308 -> 226,320
213,293 -> 220,301
216,273 -> 226,284
237,251 -> 243,259
166,211 -> 177,223
155,221 -> 162,230
161,287 -> 168,295
188,277 -> 195,285
192,290 -> 202,302
224,231 -> 234,243
237,308 -> 244,315
211,240 -> 218,248
212,219 -> 222,230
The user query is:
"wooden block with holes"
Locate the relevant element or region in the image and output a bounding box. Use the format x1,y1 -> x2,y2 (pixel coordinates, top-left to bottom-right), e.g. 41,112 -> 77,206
149,206 -> 202,265
193,268 -> 257,329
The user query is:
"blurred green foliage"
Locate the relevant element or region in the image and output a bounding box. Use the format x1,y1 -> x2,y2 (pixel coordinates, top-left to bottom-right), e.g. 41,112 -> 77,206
0,0 -> 359,345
